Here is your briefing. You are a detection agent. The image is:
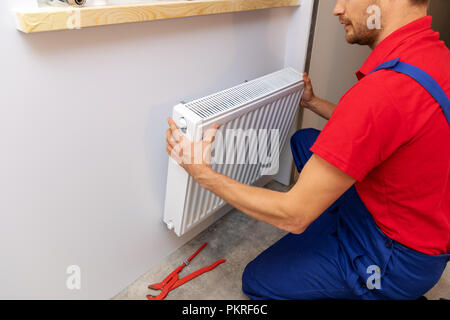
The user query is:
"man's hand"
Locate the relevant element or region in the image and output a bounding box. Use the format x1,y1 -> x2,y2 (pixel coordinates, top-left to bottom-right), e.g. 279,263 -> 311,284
164,118 -> 355,235
299,73 -> 336,120
166,117 -> 220,181
300,73 -> 316,109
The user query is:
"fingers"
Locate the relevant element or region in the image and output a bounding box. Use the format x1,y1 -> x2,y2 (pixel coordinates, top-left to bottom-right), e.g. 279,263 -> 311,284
166,128 -> 177,148
204,124 -> 221,143
166,133 -> 183,155
166,143 -> 172,155
166,124 -> 183,160
167,117 -> 181,143
166,139 -> 183,165
166,117 -> 185,154
303,72 -> 312,88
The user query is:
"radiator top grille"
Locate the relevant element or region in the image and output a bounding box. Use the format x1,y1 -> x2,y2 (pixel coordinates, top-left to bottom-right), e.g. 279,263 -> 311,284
184,68 -> 302,119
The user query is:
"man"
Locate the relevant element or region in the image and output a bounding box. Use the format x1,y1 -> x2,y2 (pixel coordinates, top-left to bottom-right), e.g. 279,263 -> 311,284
166,0 -> 449,299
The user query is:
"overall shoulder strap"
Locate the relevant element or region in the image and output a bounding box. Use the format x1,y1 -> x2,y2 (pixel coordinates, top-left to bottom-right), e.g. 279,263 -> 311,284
370,58 -> 450,126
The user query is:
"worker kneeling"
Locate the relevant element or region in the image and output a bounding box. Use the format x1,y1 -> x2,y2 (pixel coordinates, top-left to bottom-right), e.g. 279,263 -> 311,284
166,0 -> 450,300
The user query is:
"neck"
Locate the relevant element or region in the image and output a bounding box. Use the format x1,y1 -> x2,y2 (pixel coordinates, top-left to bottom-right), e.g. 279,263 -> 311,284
370,6 -> 428,49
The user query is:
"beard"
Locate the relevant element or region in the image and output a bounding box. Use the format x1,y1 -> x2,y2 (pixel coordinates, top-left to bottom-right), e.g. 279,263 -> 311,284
340,17 -> 381,47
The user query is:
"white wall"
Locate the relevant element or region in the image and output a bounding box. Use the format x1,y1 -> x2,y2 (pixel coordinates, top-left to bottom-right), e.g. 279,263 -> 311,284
0,0 -> 313,299
301,0 -> 371,130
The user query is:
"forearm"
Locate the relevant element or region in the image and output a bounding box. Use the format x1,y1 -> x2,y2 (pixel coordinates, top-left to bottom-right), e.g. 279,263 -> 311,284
302,96 -> 336,120
195,167 -> 301,233
167,115 -> 356,236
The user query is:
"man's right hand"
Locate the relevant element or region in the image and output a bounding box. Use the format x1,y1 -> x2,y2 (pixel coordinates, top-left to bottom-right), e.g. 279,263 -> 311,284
300,73 -> 316,109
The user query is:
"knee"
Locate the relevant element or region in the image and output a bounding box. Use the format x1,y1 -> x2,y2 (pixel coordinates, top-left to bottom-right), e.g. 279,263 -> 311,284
241,260 -> 261,299
241,260 -> 255,291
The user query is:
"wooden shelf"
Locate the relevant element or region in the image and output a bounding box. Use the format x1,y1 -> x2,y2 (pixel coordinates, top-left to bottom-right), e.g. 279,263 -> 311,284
15,0 -> 300,34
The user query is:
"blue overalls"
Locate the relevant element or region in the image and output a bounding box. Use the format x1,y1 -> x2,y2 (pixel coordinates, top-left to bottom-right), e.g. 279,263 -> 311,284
242,59 -> 450,300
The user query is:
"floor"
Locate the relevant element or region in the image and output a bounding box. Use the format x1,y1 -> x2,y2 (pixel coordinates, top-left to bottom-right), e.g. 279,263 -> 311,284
114,181 -> 450,300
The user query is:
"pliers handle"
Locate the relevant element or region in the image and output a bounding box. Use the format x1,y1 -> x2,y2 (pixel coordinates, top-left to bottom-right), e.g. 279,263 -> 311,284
146,242 -> 225,300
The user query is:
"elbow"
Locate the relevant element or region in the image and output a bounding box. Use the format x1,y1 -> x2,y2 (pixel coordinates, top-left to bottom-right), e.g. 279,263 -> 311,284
284,215 -> 308,235
277,196 -> 309,235
286,223 -> 307,235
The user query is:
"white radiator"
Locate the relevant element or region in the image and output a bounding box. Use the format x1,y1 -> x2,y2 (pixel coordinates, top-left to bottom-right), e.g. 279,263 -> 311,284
164,68 -> 304,236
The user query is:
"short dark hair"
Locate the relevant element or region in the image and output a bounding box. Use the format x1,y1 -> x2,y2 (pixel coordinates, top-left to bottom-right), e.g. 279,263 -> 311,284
410,0 -> 429,6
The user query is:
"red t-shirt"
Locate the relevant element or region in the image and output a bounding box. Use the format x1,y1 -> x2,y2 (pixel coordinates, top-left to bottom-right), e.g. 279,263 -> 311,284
310,16 -> 450,255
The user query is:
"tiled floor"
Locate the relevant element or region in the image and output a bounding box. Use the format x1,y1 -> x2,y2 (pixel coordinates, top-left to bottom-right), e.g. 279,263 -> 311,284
114,181 -> 449,300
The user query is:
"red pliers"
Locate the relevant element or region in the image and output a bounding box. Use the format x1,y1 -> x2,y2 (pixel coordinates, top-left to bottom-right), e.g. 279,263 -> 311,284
147,242 -> 226,300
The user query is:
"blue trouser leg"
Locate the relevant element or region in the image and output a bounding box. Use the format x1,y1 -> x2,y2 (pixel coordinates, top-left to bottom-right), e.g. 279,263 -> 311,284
290,128 -> 320,173
242,128 -> 450,300
242,128 -> 357,300
337,187 -> 450,300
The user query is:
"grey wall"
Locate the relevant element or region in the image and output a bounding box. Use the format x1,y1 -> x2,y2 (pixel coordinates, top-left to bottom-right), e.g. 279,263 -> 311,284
429,0 -> 450,46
